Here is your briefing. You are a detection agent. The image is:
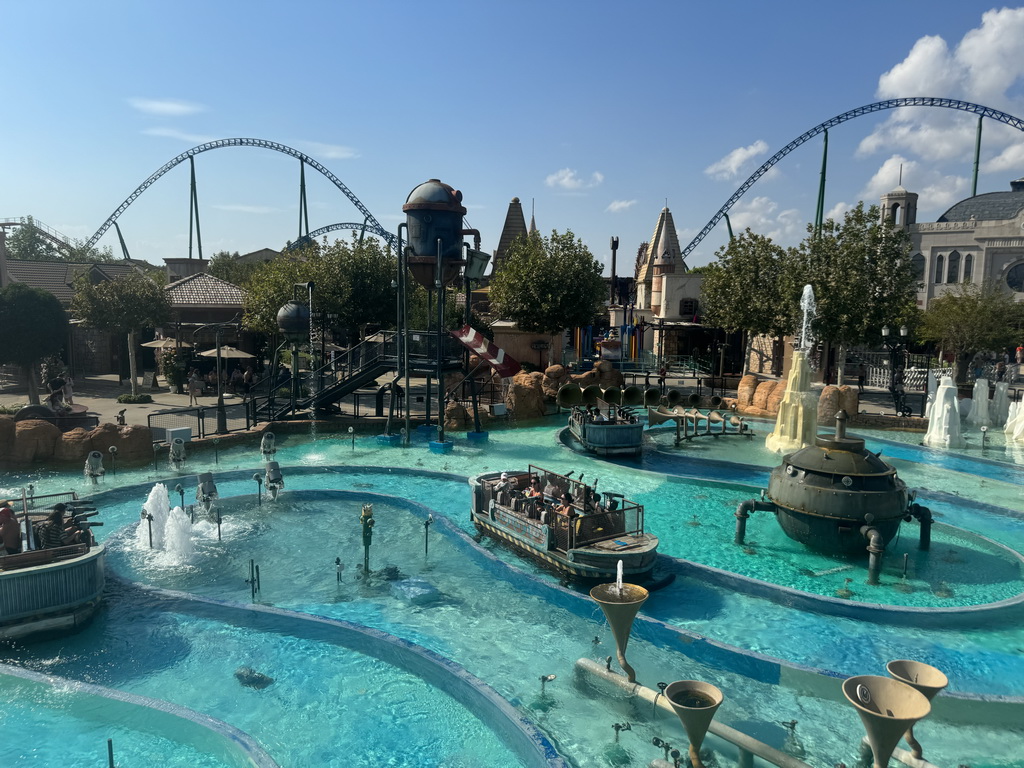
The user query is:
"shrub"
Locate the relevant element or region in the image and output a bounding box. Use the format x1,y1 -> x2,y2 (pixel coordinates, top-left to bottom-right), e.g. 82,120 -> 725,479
117,393 -> 153,404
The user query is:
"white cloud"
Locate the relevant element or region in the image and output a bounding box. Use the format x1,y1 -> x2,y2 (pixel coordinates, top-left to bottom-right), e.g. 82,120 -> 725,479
299,141 -> 360,160
606,199 -> 637,213
128,98 -> 205,116
212,204 -> 281,215
858,154 -> 970,216
824,202 -> 852,223
143,127 -> 216,144
545,168 -> 604,190
728,195 -> 803,244
863,9 -> 1024,162
704,140 -> 769,181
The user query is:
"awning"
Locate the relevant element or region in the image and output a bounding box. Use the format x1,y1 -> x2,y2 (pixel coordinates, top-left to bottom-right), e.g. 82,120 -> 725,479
450,325 -> 521,378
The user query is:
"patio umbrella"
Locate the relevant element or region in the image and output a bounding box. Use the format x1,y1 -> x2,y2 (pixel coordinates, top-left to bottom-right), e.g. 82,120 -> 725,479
141,338 -> 192,349
198,345 -> 255,359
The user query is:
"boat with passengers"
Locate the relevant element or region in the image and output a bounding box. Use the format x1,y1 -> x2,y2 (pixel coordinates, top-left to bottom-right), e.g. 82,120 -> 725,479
567,404 -> 645,456
469,465 -> 659,580
0,491 -> 105,641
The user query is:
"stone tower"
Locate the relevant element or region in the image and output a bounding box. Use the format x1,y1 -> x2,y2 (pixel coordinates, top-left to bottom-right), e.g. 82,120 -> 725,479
491,197 -> 529,276
880,185 -> 918,228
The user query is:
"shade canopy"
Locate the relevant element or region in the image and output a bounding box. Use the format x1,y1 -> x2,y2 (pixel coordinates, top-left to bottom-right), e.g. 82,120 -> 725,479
141,338 -> 192,349
198,345 -> 255,359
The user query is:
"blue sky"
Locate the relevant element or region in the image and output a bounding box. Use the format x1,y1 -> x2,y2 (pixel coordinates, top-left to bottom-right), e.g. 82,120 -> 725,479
2,2 -> 1023,272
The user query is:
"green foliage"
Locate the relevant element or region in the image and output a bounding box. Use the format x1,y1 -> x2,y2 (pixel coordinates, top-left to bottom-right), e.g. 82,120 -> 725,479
0,283 -> 69,368
5,217 -> 61,261
117,393 -> 153,404
65,239 -> 116,262
70,271 -> 171,333
242,236 -> 396,338
0,403 -> 27,415
161,350 -> 190,389
489,229 -> 605,336
789,203 -> 916,347
919,281 -> 1020,380
208,250 -> 260,288
700,230 -> 793,338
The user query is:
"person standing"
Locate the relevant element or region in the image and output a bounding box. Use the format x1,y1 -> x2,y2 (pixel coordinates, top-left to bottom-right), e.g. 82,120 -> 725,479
188,370 -> 203,406
62,374 -> 74,405
857,362 -> 867,393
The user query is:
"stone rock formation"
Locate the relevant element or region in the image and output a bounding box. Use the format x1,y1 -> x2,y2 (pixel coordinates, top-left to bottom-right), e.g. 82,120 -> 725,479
444,401 -> 470,431
751,380 -> 779,411
542,364 -> 570,400
736,375 -> 759,407
817,386 -> 841,424
505,370 -> 546,420
0,417 -> 155,468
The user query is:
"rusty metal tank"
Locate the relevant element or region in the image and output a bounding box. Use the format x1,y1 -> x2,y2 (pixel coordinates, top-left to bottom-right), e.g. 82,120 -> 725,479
767,411 -> 909,554
402,179 -> 467,288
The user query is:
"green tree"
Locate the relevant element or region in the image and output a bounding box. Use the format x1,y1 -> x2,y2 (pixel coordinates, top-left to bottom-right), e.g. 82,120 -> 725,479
71,271 -> 171,395
242,236 -> 396,342
489,230 -> 605,359
6,216 -> 62,261
208,250 -> 261,288
0,283 -> 69,404
700,230 -> 794,374
66,239 -> 116,262
918,281 -> 1020,383
789,202 -> 916,376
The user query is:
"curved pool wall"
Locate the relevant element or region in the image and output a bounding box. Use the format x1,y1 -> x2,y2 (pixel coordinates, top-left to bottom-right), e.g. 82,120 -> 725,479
115,580 -> 567,768
0,663 -> 280,768
95,478 -> 1024,728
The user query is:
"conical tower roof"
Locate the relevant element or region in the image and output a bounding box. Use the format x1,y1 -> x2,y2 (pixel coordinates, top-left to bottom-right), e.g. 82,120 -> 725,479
492,196 -> 529,275
637,207 -> 685,284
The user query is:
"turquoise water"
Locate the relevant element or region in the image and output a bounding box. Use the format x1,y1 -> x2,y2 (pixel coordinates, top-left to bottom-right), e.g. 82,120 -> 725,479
2,417 -> 1024,766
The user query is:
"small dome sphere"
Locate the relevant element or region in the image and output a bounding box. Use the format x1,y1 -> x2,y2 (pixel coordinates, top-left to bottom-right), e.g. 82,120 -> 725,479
277,301 -> 310,341
403,179 -> 466,214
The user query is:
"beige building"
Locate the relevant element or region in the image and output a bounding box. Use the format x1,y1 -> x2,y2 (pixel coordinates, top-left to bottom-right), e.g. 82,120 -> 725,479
881,177 -> 1024,309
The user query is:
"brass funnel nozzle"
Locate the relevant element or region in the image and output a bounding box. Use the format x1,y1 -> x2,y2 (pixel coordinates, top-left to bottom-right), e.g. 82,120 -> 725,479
665,680 -> 723,768
885,660 -> 947,759
843,675 -> 931,768
590,583 -> 648,683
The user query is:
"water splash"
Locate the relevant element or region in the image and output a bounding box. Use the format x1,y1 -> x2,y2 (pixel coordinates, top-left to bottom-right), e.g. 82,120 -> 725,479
137,483 -> 194,563
138,484 -> 171,551
615,559 -> 623,596
798,284 -> 816,351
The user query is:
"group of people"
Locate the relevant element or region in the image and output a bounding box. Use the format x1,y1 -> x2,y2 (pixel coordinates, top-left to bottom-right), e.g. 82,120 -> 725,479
576,405 -> 638,424
187,365 -> 255,406
494,472 -> 576,526
0,501 -> 89,557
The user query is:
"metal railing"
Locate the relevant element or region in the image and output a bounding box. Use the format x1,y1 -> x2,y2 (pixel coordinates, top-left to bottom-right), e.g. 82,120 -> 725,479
147,403 -> 253,440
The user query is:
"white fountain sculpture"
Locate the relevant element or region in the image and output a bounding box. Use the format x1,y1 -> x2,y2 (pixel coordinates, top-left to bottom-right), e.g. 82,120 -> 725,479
923,377 -> 966,449
1005,401 -> 1024,444
991,382 -> 1010,428
965,378 -> 991,428
924,370 -> 938,418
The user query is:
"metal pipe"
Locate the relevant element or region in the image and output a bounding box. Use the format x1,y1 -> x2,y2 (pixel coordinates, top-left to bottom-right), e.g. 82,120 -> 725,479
862,526 -> 884,585
910,503 -> 932,551
576,658 -> 813,768
734,499 -> 774,545
436,237 -> 446,445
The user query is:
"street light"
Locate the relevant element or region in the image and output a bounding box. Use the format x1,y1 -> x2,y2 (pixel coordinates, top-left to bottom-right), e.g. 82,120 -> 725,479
193,318 -> 241,435
882,324 -> 911,417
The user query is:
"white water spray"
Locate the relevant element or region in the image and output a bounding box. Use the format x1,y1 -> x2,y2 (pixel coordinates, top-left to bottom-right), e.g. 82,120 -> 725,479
615,560 -> 624,596
798,285 -> 816,352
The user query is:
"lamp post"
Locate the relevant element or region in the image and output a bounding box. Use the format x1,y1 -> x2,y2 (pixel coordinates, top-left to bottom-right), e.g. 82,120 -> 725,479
882,324 -> 911,417
193,318 -> 240,435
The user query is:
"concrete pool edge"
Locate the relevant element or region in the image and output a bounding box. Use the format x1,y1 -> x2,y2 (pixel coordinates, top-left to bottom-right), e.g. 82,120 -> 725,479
0,663 -> 281,768
116,577 -> 569,768
89,470 -> 1024,728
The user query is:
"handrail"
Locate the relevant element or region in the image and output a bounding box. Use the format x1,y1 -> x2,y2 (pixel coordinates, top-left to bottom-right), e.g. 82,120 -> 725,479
576,658 -> 813,768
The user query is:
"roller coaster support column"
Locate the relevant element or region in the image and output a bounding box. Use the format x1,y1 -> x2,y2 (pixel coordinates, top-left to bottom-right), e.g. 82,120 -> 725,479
972,115 -> 983,197
814,130 -> 828,237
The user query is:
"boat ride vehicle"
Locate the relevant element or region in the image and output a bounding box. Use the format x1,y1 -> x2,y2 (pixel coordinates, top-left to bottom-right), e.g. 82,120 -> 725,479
469,465 -> 659,580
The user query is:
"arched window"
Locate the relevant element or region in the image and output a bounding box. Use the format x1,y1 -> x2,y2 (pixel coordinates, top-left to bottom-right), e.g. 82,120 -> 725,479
890,202 -> 902,226
1007,262 -> 1024,292
910,254 -> 925,283
934,254 -> 944,284
963,254 -> 973,283
947,250 -> 961,283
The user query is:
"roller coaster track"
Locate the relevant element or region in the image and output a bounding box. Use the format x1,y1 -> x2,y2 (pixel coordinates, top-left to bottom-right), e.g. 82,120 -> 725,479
285,221 -> 395,251
85,138 -> 395,250
682,97 -> 1024,260
0,217 -> 75,255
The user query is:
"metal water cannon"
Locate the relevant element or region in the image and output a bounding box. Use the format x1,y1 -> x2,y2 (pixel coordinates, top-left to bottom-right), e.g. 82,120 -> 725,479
260,431 -> 277,459
196,472 -> 219,513
402,179 -> 467,288
360,503 -> 375,575
85,451 -> 105,483
264,461 -> 284,500
170,438 -> 186,468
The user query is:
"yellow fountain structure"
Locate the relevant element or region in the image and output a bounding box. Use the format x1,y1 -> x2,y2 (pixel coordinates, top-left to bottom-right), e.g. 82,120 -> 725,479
765,347 -> 818,455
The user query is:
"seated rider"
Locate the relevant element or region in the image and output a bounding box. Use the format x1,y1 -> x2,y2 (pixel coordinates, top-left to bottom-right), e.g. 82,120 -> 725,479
1,501 -> 22,555
34,504 -> 85,550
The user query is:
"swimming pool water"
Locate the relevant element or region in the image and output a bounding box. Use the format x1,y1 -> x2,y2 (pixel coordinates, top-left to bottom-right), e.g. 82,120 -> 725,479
2,416 -> 1024,766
